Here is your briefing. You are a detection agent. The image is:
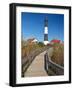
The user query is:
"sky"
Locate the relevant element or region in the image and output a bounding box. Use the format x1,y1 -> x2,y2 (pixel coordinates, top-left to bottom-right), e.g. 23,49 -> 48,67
21,12 -> 64,42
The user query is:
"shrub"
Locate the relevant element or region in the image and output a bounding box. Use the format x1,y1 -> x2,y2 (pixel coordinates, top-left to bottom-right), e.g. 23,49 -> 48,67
22,41 -> 45,59
51,43 -> 64,66
38,42 -> 44,47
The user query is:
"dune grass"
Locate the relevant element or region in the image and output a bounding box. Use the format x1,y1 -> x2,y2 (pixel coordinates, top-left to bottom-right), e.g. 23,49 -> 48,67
51,43 -> 64,66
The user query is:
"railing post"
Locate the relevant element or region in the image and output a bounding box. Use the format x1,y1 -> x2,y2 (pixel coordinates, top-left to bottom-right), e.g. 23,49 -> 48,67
44,53 -> 49,73
44,54 -> 46,71
46,54 -> 48,72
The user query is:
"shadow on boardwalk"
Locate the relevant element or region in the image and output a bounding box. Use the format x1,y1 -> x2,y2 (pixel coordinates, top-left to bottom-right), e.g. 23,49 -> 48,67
24,51 -> 48,77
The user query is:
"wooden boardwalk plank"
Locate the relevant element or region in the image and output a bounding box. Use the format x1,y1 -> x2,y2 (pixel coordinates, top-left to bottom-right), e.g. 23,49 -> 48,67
24,51 -> 48,77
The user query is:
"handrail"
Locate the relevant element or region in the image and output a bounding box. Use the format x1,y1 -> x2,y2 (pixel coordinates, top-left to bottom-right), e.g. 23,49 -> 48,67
44,53 -> 64,75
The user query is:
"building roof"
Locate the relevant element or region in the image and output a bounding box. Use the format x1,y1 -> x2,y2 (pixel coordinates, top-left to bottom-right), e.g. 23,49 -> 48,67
50,39 -> 61,43
27,38 -> 38,43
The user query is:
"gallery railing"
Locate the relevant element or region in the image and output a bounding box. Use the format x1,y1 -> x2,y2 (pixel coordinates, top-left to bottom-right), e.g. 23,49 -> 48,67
44,53 -> 64,75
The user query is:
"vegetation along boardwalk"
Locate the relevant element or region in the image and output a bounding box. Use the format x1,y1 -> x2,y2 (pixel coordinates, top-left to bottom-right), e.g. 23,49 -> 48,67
24,51 -> 48,77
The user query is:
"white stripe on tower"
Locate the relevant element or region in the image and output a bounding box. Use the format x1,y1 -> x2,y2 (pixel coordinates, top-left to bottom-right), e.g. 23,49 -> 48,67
44,27 -> 48,34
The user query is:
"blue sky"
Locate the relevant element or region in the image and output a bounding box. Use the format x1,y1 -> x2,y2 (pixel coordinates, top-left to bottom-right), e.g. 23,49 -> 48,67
21,12 -> 64,42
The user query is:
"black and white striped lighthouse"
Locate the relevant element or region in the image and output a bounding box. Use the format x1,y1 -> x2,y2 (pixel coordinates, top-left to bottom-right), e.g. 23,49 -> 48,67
44,17 -> 49,45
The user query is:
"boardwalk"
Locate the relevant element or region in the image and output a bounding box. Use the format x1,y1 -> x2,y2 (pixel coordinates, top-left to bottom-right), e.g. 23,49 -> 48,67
24,51 -> 48,77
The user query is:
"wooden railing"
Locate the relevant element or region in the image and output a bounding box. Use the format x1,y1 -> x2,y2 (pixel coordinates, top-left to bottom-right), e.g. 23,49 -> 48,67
44,53 -> 64,75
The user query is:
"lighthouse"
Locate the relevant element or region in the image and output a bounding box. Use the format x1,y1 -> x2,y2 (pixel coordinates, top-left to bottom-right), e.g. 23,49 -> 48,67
44,17 -> 49,45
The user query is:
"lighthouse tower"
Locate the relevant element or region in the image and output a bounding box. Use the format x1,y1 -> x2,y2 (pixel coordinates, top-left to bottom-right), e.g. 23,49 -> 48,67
44,17 -> 49,45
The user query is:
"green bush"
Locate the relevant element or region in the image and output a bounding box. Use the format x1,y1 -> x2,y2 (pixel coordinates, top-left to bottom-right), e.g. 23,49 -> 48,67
38,42 -> 44,47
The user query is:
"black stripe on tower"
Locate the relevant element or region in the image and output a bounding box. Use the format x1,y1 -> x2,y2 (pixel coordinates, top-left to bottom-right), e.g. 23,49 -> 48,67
45,17 -> 48,27
44,34 -> 48,41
